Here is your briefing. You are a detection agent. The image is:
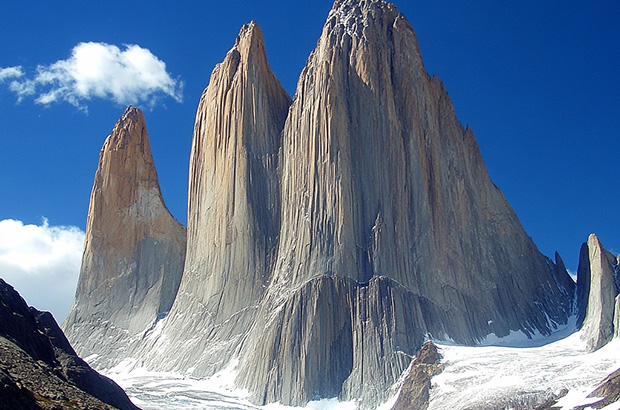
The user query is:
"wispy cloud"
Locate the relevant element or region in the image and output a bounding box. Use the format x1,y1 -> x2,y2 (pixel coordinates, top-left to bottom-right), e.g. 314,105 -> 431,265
0,66 -> 24,81
0,218 -> 84,323
1,42 -> 183,110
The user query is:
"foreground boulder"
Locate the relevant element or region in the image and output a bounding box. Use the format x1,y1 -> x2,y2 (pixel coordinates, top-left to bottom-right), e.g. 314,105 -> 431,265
391,341 -> 443,410
0,278 -> 139,410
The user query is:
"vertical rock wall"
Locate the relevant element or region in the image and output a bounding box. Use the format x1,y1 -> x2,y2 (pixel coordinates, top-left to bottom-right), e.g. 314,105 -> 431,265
66,1 -> 577,408
577,234 -> 620,351
230,2 -> 575,405
63,107 -> 186,367
144,22 -> 292,375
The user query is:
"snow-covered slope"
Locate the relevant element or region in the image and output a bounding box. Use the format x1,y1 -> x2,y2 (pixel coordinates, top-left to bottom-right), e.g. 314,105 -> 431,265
103,327 -> 619,410
431,331 -> 620,409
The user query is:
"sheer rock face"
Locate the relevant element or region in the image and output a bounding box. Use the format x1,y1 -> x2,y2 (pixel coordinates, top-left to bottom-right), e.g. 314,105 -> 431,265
0,278 -> 140,410
68,1 -> 577,408
145,21 -> 292,374
234,0 -> 574,406
614,293 -> 620,339
62,106 -> 186,366
577,234 -> 620,351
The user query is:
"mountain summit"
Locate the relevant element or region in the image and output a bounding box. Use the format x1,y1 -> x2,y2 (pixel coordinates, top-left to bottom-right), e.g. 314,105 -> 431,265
142,20 -> 293,375
65,1 -> 576,408
63,106 -> 186,367
232,1 -> 574,404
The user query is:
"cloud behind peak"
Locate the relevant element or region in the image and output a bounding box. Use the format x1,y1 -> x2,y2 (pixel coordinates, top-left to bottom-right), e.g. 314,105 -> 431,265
0,218 -> 85,323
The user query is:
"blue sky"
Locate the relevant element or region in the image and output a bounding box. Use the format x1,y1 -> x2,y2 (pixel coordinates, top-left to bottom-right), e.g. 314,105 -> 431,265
1,1 -> 619,321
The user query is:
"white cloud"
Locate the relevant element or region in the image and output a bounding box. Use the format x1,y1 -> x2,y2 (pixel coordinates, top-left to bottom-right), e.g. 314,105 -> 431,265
2,42 -> 183,110
0,66 -> 24,81
0,218 -> 85,324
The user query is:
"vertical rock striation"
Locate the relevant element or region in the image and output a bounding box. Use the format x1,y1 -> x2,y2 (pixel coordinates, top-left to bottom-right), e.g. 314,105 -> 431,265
233,0 -> 574,406
144,21 -> 292,374
62,106 -> 186,367
576,234 -> 620,351
67,1 -> 577,408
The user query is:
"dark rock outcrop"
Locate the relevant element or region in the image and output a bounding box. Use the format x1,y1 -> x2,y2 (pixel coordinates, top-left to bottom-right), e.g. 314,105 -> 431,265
576,233 -> 619,351
583,367 -> 620,409
391,341 -> 443,410
62,106 -> 186,367
0,278 -> 139,410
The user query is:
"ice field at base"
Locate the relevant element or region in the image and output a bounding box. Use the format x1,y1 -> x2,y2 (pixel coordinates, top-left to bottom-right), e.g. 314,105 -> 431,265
430,330 -> 620,410
107,359 -> 365,410
104,328 -> 620,410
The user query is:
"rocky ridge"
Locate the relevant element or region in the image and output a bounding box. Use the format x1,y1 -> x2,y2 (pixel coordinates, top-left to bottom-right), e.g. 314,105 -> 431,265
0,278 -> 139,410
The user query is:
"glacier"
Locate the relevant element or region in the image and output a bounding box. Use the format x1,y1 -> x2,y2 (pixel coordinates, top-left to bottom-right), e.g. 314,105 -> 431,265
101,326 -> 620,410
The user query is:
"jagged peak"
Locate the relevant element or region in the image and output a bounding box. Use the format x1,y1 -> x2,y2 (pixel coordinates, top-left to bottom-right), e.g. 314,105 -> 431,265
93,106 -> 165,217
209,20 -> 286,97
584,233 -> 616,264
588,233 -> 603,248
67,103 -> 186,338
235,20 -> 262,46
332,0 -> 388,12
115,105 -> 146,133
120,104 -> 142,121
577,233 -> 619,351
229,20 -> 269,66
328,0 -> 398,37
105,105 -> 148,152
320,0 -> 425,76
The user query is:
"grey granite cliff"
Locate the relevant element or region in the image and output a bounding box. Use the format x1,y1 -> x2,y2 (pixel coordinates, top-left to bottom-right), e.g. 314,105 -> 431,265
576,233 -> 620,351
65,1 -> 577,408
138,1 -> 574,406
233,1 -> 574,405
137,21 -> 292,376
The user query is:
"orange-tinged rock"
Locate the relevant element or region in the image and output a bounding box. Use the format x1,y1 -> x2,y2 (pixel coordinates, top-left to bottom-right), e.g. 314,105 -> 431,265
63,106 -> 186,366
